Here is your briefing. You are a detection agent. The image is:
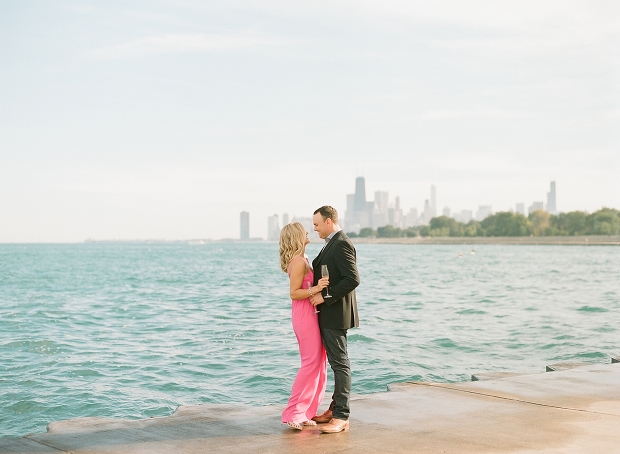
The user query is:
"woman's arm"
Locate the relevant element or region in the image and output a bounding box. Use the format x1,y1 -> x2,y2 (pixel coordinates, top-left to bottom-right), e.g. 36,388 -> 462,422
289,259 -> 328,300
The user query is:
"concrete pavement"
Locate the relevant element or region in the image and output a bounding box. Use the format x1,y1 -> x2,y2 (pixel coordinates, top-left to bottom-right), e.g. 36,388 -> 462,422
2,361 -> 619,453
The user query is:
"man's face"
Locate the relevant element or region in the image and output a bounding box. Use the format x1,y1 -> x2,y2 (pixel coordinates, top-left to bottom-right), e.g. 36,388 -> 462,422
313,213 -> 331,239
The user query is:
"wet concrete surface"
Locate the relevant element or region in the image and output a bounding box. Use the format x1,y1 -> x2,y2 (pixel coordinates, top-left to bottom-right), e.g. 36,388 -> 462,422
2,362 -> 619,453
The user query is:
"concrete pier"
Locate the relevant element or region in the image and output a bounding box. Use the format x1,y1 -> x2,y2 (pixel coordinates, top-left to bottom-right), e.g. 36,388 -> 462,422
2,362 -> 619,453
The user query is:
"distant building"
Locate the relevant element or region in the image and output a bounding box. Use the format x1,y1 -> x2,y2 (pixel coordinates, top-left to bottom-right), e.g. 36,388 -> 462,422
528,202 -> 544,215
442,207 -> 451,217
430,185 -> 437,218
267,214 -> 280,241
515,203 -> 525,216
344,194 -> 357,233
421,199 -> 433,224
345,176 -> 372,231
458,210 -> 473,223
240,211 -> 250,241
387,196 -> 403,228
452,210 -> 471,223
475,205 -> 493,221
546,181 -> 557,214
354,177 -> 367,212
404,208 -> 419,227
366,201 -> 375,227
373,191 -> 389,227
375,191 -> 389,216
282,213 -> 289,226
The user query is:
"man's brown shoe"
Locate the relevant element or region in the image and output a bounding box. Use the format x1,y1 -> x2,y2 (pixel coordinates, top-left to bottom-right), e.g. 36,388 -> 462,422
320,418 -> 349,434
311,409 -> 332,424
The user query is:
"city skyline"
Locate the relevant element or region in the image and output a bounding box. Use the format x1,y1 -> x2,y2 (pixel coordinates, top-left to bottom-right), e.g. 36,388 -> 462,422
1,2 -> 617,242
251,177 -> 567,240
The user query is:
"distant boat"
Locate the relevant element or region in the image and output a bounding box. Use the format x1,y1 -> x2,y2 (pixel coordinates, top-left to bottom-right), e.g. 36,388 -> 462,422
470,249 -> 476,255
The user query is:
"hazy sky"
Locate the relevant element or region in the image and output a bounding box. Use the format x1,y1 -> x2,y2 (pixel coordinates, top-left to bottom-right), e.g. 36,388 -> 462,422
1,1 -> 618,242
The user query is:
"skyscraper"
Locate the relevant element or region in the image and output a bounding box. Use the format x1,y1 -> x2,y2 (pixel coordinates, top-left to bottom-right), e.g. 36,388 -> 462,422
528,202 -> 544,215
405,208 -> 419,227
422,199 -> 432,224
515,203 -> 525,216
345,176 -> 371,231
546,181 -> 557,214
387,196 -> 403,228
344,194 -> 356,232
267,214 -> 280,241
282,213 -> 289,226
354,177 -> 367,212
459,210 -> 473,223
374,191 -> 388,216
373,191 -> 389,227
476,205 -> 493,221
430,185 -> 437,218
240,211 -> 249,241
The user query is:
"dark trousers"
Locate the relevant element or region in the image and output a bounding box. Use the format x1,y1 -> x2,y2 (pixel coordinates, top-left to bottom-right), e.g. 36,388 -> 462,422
320,328 -> 351,420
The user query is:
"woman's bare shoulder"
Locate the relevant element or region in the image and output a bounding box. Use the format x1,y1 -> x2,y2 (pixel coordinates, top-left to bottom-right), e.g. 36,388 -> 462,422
288,255 -> 306,273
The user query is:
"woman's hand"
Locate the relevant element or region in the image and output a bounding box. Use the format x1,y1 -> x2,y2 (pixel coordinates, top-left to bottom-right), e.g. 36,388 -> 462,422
316,276 -> 329,290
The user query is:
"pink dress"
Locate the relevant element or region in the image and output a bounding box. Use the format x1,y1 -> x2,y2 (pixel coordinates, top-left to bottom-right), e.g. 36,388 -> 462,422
281,256 -> 328,424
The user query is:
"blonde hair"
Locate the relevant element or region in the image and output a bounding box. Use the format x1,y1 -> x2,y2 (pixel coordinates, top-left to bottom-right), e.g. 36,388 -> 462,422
279,222 -> 306,272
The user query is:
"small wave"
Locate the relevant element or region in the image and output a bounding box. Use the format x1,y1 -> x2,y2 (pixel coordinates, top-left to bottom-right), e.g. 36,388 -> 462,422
574,351 -> 608,360
2,339 -> 61,354
553,335 -> 575,340
7,400 -> 46,414
593,326 -> 615,333
577,306 -> 608,313
349,334 -> 376,343
70,368 -> 105,377
432,338 -> 458,349
457,309 -> 487,315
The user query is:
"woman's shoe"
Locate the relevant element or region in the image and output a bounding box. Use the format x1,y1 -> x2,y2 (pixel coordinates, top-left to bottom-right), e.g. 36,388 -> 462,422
302,420 -> 317,426
285,421 -> 303,430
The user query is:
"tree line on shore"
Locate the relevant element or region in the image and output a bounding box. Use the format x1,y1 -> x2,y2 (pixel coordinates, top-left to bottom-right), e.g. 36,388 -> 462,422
347,208 -> 620,238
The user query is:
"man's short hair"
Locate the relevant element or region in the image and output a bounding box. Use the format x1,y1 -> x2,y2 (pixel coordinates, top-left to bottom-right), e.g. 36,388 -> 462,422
314,206 -> 338,223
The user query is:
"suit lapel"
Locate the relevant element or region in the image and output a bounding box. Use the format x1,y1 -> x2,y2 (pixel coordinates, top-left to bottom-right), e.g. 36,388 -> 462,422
313,231 -> 342,266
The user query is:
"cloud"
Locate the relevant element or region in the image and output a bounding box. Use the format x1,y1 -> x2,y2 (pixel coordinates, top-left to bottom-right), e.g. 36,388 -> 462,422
90,32 -> 289,60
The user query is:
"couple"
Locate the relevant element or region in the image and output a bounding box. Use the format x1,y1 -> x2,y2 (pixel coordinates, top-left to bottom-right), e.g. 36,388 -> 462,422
278,205 -> 360,434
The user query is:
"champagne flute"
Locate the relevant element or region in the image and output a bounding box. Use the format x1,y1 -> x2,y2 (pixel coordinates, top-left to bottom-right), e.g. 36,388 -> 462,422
307,282 -> 319,313
321,265 -> 332,298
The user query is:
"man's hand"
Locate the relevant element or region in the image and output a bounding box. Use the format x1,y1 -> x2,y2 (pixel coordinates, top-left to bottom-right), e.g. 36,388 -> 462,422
310,293 -> 325,306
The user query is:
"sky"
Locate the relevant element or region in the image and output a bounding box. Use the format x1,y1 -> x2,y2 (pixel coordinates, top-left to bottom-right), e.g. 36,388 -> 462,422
1,0 -> 618,242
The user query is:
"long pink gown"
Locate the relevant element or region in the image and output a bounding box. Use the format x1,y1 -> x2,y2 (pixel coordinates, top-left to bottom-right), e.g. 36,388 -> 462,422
281,256 -> 328,424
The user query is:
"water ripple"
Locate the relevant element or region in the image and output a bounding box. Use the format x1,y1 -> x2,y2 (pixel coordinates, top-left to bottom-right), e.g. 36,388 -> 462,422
0,243 -> 618,437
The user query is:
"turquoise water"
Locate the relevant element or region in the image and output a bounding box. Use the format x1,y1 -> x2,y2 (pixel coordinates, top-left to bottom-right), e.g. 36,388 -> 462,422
1,243 -> 618,437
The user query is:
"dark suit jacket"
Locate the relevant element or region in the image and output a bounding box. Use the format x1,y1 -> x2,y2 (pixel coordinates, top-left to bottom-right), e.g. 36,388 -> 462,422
312,231 -> 360,330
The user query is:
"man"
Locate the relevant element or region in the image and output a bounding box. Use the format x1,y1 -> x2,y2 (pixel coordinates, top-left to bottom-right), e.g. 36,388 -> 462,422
310,205 -> 360,434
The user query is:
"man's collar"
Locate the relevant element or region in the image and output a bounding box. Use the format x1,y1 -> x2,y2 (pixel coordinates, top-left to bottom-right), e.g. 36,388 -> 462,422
325,227 -> 342,243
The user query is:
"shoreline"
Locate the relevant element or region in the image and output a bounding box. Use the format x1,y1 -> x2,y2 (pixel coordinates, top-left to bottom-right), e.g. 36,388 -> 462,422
348,235 -> 620,245
1,235 -> 619,245
3,360 -> 619,453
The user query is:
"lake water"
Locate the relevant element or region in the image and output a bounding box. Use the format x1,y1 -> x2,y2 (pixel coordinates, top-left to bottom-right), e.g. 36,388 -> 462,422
1,243 -> 618,437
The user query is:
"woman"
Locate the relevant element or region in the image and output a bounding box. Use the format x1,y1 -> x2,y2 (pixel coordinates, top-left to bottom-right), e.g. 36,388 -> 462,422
279,222 -> 329,430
